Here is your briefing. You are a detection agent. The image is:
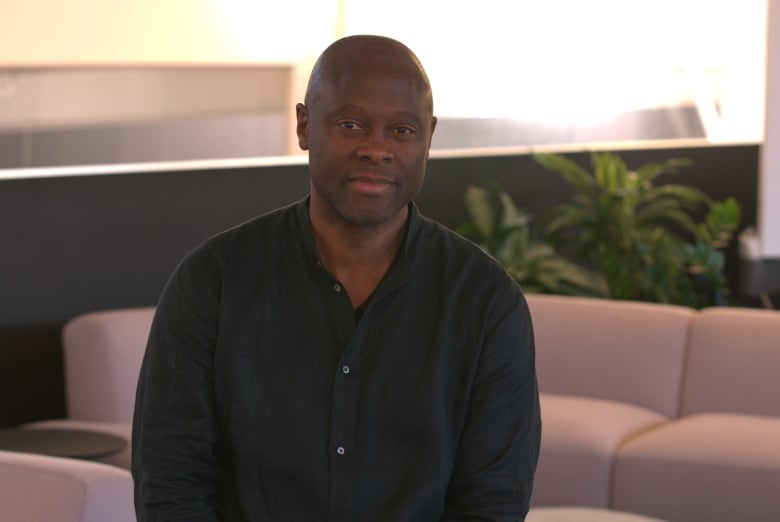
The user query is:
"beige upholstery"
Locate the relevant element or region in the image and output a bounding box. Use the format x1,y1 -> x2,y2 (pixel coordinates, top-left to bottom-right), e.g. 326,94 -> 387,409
62,307 -> 155,422
527,295 -> 780,521
682,307 -> 780,417
0,450 -> 134,522
611,305 -> 780,522
21,307 -> 155,470
533,394 -> 666,507
527,295 -> 693,417
613,414 -> 780,521
526,295 -> 692,509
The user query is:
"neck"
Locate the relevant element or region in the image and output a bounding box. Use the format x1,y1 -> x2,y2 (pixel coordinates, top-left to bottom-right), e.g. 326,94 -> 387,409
311,204 -> 408,269
309,200 -> 408,308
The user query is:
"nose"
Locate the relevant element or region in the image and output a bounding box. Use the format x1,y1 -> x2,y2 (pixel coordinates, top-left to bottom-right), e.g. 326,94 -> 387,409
356,129 -> 393,164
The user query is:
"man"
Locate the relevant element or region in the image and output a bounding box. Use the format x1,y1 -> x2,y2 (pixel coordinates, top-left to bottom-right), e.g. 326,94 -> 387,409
133,35 -> 541,521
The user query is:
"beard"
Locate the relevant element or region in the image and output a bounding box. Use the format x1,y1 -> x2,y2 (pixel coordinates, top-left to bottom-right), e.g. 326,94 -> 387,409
311,166 -> 425,228
318,182 -> 407,227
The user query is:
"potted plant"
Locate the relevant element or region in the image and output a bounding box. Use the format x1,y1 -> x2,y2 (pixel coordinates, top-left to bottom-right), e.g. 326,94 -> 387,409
533,151 -> 741,308
458,182 -> 606,296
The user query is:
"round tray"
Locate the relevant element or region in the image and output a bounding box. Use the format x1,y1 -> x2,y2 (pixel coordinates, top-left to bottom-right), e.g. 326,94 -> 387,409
0,428 -> 127,459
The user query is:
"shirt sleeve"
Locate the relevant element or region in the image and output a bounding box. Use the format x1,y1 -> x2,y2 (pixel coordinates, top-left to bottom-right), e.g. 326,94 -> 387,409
132,244 -> 223,521
442,287 -> 542,521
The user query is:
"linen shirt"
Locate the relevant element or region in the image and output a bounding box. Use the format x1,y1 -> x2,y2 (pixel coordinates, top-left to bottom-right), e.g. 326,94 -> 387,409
132,197 -> 541,521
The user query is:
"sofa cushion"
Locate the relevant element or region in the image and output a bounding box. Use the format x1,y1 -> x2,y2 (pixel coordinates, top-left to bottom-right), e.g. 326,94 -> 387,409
682,307 -> 780,417
532,393 -> 668,508
613,413 -> 780,522
526,295 -> 693,418
0,449 -> 134,522
63,307 -> 155,422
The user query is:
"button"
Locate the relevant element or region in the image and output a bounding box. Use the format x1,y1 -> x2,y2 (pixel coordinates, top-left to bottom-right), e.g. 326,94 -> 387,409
342,365 -> 350,375
334,284 -> 341,292
316,259 -> 322,267
336,446 -> 345,455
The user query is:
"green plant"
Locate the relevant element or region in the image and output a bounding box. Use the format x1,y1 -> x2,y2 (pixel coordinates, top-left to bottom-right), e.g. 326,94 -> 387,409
457,182 -> 606,296
533,151 -> 741,308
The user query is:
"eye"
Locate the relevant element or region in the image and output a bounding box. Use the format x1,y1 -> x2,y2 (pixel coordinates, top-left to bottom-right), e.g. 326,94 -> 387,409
394,125 -> 417,135
338,120 -> 364,131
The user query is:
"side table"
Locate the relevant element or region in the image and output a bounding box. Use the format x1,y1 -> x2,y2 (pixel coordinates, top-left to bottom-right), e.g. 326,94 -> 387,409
0,427 -> 127,460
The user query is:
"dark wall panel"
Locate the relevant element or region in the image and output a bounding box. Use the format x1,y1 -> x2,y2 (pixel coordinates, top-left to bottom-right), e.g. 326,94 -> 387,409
0,144 -> 761,426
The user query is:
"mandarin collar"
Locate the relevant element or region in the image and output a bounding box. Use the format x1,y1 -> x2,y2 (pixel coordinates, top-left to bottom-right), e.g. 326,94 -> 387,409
295,195 -> 419,280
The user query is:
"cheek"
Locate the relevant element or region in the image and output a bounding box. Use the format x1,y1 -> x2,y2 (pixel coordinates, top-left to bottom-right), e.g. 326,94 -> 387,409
403,148 -> 431,176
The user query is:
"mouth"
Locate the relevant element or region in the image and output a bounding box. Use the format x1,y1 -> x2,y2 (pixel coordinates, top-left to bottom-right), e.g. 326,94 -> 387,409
347,175 -> 396,195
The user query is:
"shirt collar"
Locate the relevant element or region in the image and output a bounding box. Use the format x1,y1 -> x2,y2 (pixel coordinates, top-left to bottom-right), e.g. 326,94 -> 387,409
294,195 -> 419,292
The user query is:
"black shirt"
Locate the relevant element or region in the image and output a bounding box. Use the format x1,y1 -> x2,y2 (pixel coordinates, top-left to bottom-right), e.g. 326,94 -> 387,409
132,197 -> 541,521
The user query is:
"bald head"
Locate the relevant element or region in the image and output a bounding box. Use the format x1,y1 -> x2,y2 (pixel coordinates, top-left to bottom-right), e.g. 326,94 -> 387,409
304,35 -> 434,114
295,35 -> 437,229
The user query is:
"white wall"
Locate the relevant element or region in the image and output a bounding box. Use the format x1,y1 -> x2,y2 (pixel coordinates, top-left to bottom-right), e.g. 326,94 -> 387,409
1,0 -> 775,248
0,0 -> 336,65
760,0 -> 780,257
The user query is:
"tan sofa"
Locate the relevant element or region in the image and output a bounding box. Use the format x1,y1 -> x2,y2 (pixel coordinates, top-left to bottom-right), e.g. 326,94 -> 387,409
526,294 -> 780,522
27,296 -> 780,521
0,449 -> 134,522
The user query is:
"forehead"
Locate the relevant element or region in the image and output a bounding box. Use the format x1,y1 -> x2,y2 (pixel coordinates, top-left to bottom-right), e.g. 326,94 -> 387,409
308,43 -> 433,115
330,71 -> 428,110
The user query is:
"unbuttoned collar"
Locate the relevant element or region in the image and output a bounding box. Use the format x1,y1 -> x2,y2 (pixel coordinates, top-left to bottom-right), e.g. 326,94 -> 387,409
295,195 -> 418,291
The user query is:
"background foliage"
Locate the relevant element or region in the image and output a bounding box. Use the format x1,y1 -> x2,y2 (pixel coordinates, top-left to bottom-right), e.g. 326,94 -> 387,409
459,152 -> 741,308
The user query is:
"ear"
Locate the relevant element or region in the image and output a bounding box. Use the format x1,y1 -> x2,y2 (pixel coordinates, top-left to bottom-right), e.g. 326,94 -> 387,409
296,103 -> 309,151
426,116 -> 438,156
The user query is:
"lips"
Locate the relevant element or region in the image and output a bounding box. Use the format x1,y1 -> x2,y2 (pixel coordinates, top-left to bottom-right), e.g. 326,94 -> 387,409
347,175 -> 395,195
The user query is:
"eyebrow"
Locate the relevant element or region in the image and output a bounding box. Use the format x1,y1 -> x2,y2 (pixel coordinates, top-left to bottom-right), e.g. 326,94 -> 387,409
330,104 -> 424,125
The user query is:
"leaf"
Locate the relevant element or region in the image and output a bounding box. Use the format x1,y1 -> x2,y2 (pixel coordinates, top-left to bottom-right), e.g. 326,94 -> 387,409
533,153 -> 594,192
498,192 -> 530,229
463,185 -> 494,239
456,222 -> 482,238
644,184 -> 710,208
545,205 -> 590,236
592,151 -> 629,193
635,157 -> 692,186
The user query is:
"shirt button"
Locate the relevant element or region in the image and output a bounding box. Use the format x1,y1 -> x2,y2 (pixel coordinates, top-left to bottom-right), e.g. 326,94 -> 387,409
336,446 -> 346,455
334,284 -> 341,292
342,365 -> 350,374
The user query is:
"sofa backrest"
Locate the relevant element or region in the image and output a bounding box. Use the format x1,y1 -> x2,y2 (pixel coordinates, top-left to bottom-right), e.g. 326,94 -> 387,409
526,294 -> 694,418
681,306 -> 780,417
62,307 -> 155,422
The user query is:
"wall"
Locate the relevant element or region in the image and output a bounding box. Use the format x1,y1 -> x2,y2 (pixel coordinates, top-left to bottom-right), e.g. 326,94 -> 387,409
0,0 -> 335,65
0,144 -> 760,426
0,67 -> 295,167
761,0 -> 780,256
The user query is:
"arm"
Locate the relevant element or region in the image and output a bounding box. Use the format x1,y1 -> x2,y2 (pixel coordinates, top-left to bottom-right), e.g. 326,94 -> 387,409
443,290 -> 542,521
132,246 -> 223,521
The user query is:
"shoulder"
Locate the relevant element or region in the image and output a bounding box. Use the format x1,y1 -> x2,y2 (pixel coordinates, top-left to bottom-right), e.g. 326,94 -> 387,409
211,199 -> 303,249
409,212 -> 528,314
164,199 -> 306,296
156,198 -> 307,314
411,213 -> 515,283
185,199 -> 304,263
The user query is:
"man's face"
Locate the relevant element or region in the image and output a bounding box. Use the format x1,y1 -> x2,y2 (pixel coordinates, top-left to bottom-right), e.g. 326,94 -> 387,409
296,61 -> 436,228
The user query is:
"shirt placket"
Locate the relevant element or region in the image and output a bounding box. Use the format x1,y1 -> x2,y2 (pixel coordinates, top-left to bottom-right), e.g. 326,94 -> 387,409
314,258 -> 361,520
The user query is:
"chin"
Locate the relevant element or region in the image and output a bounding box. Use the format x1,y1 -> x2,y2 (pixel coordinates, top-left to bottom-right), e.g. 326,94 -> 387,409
340,204 -> 405,228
